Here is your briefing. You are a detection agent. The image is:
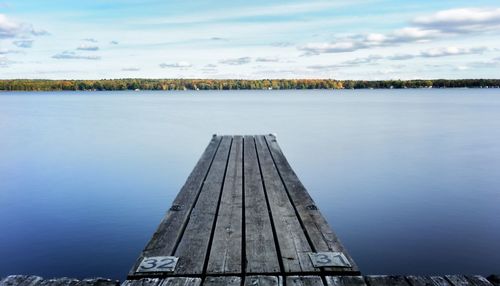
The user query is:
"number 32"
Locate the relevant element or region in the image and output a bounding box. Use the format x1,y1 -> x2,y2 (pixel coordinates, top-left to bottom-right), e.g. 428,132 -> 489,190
140,257 -> 176,270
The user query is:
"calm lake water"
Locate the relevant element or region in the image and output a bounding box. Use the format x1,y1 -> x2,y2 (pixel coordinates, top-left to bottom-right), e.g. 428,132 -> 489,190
1,89 -> 499,279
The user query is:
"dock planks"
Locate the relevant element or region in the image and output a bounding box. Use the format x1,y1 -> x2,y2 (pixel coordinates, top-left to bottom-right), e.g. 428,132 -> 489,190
206,136 -> 243,275
172,136 -> 232,275
243,135 -> 281,274
2,275 -> 498,286
0,276 -> 119,286
128,135 -> 358,279
120,275 -> 496,286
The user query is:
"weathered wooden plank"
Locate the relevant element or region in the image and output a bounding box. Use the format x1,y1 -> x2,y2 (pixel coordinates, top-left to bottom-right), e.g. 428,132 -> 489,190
466,276 -> 494,286
325,276 -> 366,286
129,136 -> 223,276
430,277 -> 453,286
0,276 -> 30,286
286,276 -> 324,286
40,278 -> 80,286
24,276 -> 44,286
444,276 -> 473,286
173,136 -> 233,275
78,278 -> 118,286
244,276 -> 282,286
121,278 -> 161,286
206,136 -> 243,274
365,276 -> 410,286
255,136 -> 317,273
406,276 -> 436,286
203,277 -> 240,286
487,275 -> 500,286
244,136 -> 280,273
158,278 -> 201,286
0,276 -> 44,286
406,276 -> 451,286
264,135 -> 358,274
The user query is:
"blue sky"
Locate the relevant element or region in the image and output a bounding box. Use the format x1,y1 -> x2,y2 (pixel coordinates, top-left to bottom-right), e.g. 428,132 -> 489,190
1,0 -> 499,79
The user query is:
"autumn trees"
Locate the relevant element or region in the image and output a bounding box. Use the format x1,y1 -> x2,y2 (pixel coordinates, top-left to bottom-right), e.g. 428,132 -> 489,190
0,79 -> 499,91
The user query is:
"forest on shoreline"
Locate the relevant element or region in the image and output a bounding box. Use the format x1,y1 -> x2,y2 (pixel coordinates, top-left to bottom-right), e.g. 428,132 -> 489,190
1,79 -> 499,91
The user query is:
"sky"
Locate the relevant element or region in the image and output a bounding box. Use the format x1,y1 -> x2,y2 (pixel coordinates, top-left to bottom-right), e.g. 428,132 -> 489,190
1,0 -> 500,80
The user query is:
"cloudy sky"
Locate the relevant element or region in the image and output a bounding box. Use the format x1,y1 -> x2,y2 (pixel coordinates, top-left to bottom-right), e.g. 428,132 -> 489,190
1,0 -> 500,79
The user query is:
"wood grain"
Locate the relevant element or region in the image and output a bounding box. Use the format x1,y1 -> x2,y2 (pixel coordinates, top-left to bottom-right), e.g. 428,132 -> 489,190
207,136 -> 243,274
255,136 -> 317,273
203,277 -> 240,286
121,278 -> 161,286
173,136 -> 232,275
286,276 -> 325,286
244,136 -> 280,273
244,276 -> 282,286
158,278 -> 201,286
325,276 -> 366,286
365,275 -> 410,286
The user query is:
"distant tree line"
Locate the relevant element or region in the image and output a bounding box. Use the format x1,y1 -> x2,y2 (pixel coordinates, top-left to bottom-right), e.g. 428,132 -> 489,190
1,79 -> 499,91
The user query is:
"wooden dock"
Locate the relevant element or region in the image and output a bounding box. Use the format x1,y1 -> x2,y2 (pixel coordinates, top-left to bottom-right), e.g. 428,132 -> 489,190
2,135 -> 499,286
128,135 -> 358,281
3,274 -> 500,286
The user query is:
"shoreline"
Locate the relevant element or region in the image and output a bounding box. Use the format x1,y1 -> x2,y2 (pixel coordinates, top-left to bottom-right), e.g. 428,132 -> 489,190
1,79 -> 500,92
1,86 -> 499,92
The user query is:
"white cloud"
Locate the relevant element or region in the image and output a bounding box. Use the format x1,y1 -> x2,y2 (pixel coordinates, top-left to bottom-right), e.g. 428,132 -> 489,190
210,37 -> 227,41
299,27 -> 439,55
390,27 -> 439,42
77,44 -> 99,51
306,57 -> 382,70
389,46 -> 487,60
413,8 -> 500,33
0,13 -> 48,38
306,64 -> 342,71
0,48 -> 20,54
52,51 -> 101,60
202,64 -> 218,73
83,38 -> 98,43
388,54 -> 415,60
122,67 -> 140,71
300,41 -> 364,55
31,29 -> 49,36
420,46 -> 487,57
270,41 -> 294,47
13,39 -> 33,48
159,61 -> 192,68
467,57 -> 500,68
307,46 -> 488,70
219,57 -> 252,65
299,7 -> 500,56
255,57 -> 282,63
343,55 -> 383,65
0,13 -> 21,38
